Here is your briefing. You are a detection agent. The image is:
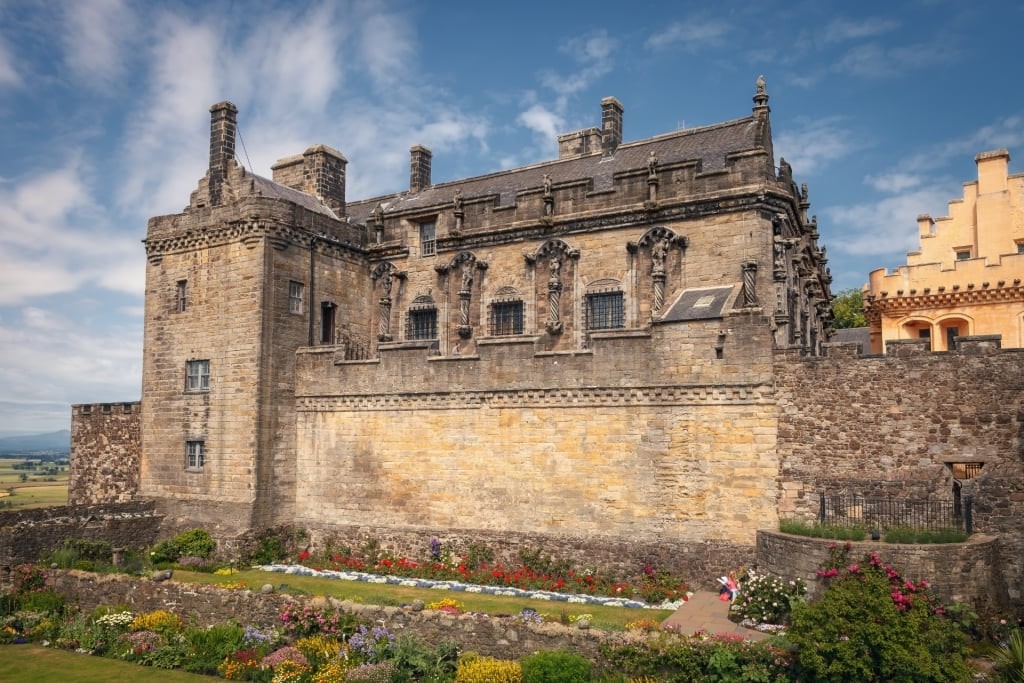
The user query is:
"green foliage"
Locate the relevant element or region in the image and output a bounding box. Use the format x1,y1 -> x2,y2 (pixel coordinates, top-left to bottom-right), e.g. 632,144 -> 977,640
180,621 -> 246,674
465,542 -> 494,570
729,569 -> 806,626
991,628 -> 1024,683
788,552 -> 971,682
149,528 -> 216,564
599,633 -> 792,681
517,548 -> 572,578
16,589 -> 65,614
830,287 -> 868,329
346,661 -> 398,683
239,526 -> 308,566
778,519 -> 866,541
455,656 -> 523,683
383,634 -> 459,683
46,538 -> 113,569
520,650 -> 591,683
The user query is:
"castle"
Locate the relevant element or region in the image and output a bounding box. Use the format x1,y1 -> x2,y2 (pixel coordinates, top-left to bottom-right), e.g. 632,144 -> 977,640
61,79 -> 1023,608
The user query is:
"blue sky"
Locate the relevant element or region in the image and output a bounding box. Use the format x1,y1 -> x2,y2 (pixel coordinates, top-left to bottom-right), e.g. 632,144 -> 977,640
1,0 -> 1022,434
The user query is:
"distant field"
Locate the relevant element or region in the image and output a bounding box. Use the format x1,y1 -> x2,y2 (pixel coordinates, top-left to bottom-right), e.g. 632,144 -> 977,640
0,458 -> 69,509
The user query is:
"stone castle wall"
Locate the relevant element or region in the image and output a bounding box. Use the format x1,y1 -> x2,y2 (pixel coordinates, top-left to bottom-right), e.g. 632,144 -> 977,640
774,339 -> 1024,603
68,402 -> 141,505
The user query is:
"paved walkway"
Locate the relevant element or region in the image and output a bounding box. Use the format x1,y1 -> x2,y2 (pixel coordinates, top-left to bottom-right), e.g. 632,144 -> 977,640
660,591 -> 769,641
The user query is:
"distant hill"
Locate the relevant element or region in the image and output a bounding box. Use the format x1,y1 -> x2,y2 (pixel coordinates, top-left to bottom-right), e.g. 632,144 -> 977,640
0,430 -> 71,453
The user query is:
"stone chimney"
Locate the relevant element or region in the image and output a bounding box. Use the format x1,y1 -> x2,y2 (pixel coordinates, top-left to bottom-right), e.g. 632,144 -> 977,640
601,97 -> 623,154
410,145 -> 432,193
208,101 -> 237,206
304,145 -> 347,215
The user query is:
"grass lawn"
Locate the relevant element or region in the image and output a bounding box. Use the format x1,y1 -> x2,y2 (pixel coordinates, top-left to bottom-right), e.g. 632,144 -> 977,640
0,458 -> 69,509
174,568 -> 673,630
0,644 -> 212,682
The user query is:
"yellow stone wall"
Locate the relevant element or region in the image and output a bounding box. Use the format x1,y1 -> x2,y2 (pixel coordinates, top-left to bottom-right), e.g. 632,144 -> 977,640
867,149 -> 1024,351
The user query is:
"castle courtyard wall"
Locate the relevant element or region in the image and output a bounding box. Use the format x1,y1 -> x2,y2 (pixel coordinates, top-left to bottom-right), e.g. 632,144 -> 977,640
774,340 -> 1024,604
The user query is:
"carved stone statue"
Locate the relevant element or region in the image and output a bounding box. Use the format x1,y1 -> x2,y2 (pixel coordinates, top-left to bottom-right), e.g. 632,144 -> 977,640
756,74 -> 766,95
543,174 -> 552,197
461,261 -> 474,291
453,189 -> 463,212
651,236 -> 669,274
381,270 -> 393,296
548,254 -> 562,285
647,151 -> 658,178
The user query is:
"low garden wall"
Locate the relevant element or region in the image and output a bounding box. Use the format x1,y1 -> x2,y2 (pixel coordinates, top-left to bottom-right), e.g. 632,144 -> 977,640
48,570 -> 630,662
756,530 -> 1003,609
0,502 -> 161,574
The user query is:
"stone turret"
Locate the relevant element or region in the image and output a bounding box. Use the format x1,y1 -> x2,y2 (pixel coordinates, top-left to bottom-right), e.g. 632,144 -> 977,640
208,101 -> 238,206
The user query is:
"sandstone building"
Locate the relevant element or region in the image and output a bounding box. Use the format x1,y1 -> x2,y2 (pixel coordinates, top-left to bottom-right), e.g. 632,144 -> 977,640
866,149 -> 1024,352
59,80 -> 1024,608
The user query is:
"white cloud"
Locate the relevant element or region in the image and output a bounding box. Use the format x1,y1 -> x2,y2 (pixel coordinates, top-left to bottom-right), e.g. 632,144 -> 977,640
774,117 -> 857,175
518,104 -> 564,142
820,17 -> 900,45
825,187 -> 951,256
0,37 -> 19,87
645,19 -> 730,50
864,172 -> 924,193
62,0 -> 134,87
357,8 -> 413,89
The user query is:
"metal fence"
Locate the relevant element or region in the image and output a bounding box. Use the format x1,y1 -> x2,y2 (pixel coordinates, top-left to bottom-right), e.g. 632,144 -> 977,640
818,493 -> 973,534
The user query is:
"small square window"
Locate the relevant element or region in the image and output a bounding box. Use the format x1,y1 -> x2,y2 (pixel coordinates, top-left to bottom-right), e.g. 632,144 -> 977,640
185,360 -> 210,392
1016,242 -> 1024,254
955,250 -> 971,261
490,301 -> 524,335
419,221 -> 436,257
288,281 -> 304,314
407,308 -> 438,340
586,291 -> 625,330
186,440 -> 205,470
176,280 -> 187,312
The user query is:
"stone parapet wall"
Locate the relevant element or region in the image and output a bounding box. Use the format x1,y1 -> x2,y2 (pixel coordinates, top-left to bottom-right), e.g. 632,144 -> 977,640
756,530 -> 1003,610
302,525 -> 754,592
0,501 -> 161,569
69,402 -> 141,505
49,570 -> 629,663
774,343 -> 1024,605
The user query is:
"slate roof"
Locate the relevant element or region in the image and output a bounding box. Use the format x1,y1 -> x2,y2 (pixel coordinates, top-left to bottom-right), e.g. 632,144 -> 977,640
346,113 -> 768,224
249,174 -> 339,219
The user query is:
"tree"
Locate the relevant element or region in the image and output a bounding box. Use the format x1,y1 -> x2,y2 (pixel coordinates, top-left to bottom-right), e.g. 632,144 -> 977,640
831,287 -> 867,329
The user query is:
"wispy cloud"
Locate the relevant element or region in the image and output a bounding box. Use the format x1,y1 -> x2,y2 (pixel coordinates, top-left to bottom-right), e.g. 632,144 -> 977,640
774,117 -> 858,175
820,17 -> 900,45
645,19 -> 730,50
62,0 -> 135,87
825,186 -> 951,256
0,37 -> 20,87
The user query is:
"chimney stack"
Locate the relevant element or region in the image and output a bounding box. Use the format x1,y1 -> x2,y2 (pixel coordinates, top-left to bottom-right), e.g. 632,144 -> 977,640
208,101 -> 238,206
410,145 -> 432,193
601,97 -> 623,154
304,144 -> 347,215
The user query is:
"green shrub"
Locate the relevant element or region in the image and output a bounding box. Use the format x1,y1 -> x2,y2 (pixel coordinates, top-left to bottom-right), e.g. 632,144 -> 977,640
729,569 -> 806,625
181,621 -> 246,674
600,633 -> 792,680
521,650 -> 591,683
240,525 -> 307,565
788,552 -> 971,682
149,528 -> 216,564
990,628 -> 1024,683
456,656 -> 523,683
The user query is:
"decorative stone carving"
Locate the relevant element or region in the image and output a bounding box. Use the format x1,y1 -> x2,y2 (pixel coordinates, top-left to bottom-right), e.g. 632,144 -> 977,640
742,260 -> 759,307
371,262 -> 405,342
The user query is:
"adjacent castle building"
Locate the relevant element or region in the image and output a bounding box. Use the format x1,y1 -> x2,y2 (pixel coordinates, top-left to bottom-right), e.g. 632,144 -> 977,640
866,149 -> 1024,352
61,79 -> 1024,608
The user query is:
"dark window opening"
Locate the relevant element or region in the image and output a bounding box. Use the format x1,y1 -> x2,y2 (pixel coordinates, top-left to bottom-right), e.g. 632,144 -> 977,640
185,360 -> 210,392
419,222 -> 436,257
320,302 -> 336,344
289,281 -> 304,314
946,326 -> 959,351
955,250 -> 971,261
490,301 -> 524,336
586,291 -> 625,330
407,308 -> 438,340
186,440 -> 205,470
176,280 -> 187,312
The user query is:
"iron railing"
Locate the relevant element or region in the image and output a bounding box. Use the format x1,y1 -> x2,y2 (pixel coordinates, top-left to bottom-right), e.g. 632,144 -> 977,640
818,493 -> 973,534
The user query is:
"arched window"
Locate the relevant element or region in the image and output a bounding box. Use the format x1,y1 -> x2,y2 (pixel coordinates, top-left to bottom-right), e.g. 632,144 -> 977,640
406,295 -> 437,340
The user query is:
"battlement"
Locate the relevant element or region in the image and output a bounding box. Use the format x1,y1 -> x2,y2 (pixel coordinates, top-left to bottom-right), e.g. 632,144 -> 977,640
73,401 -> 140,415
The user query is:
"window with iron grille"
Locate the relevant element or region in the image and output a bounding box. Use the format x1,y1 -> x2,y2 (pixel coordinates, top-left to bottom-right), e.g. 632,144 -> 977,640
407,308 -> 437,339
185,360 -> 210,392
586,291 -> 624,329
186,440 -> 205,470
288,281 -> 304,314
419,221 -> 436,256
176,280 -> 187,312
490,300 -> 524,336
